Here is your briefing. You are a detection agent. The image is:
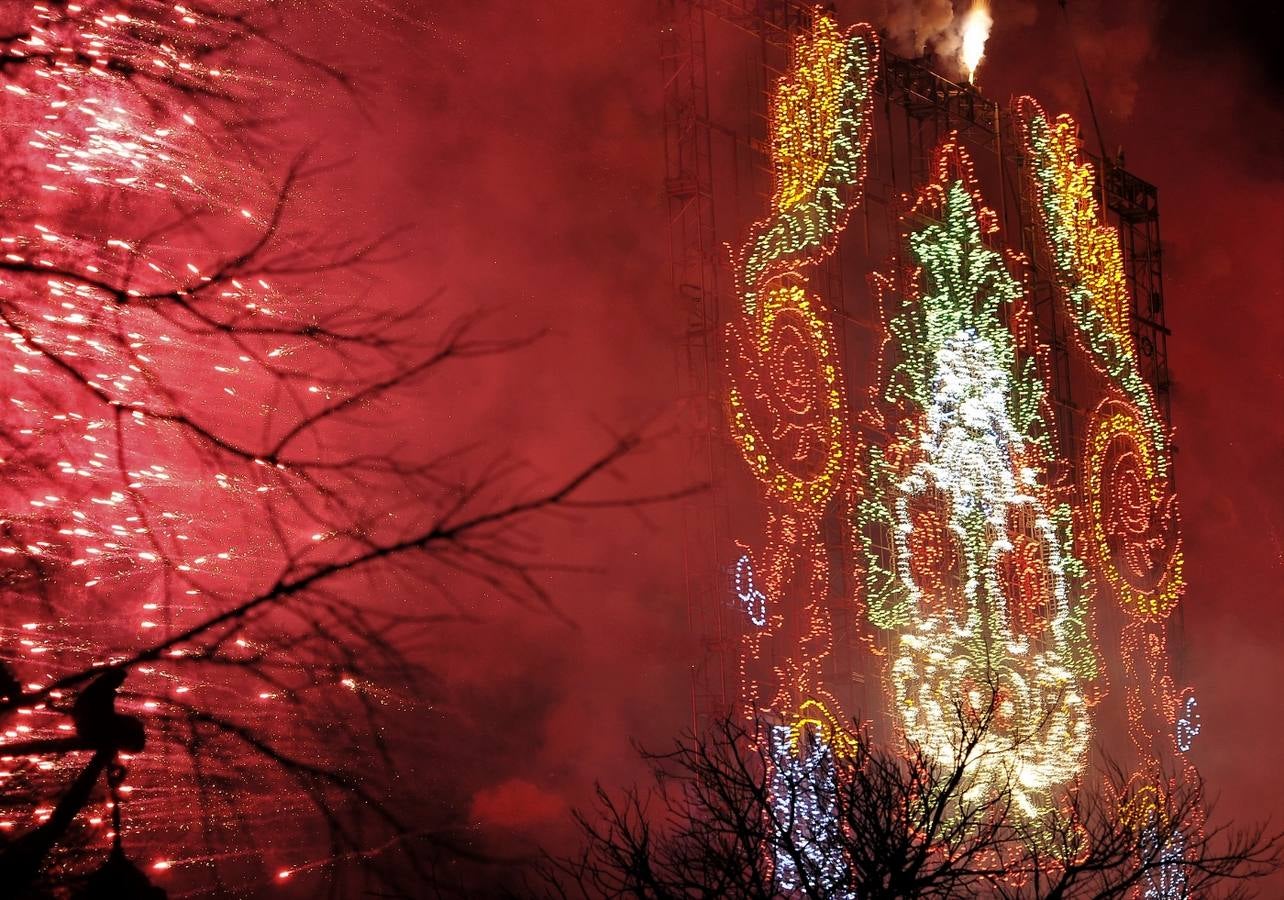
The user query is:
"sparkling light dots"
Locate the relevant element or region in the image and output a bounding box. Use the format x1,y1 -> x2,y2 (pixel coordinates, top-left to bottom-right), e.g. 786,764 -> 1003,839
1084,399 -> 1185,621
858,137 -> 1094,825
734,17 -> 878,317
712,13 -> 1209,891
722,15 -> 878,892
1018,97 -> 1204,886
0,1 -> 364,890
716,9 -> 1212,879
1017,98 -> 1171,469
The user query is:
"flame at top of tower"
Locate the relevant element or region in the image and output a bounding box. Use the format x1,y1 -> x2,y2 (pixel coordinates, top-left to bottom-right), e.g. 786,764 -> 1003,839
960,0 -> 993,83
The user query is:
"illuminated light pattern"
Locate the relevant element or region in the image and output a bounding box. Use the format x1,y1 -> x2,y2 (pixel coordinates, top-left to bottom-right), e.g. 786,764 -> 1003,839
857,137 -> 1095,824
728,279 -> 847,508
1017,107 -> 1189,804
1142,826 -> 1188,900
734,18 -> 878,317
1016,98 -> 1170,473
717,17 -> 1205,884
722,17 -> 877,891
1084,399 -> 1185,621
1116,622 -> 1206,895
724,11 -> 878,730
767,724 -> 854,900
1175,694 -> 1200,754
787,697 -> 860,759
1018,99 -> 1204,886
733,513 -> 848,754
734,553 -> 768,627
1119,624 -> 1200,770
1117,782 -> 1190,900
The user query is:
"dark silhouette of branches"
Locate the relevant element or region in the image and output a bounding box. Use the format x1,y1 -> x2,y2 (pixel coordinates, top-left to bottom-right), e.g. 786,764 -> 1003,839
0,2 -> 692,896
546,697 -> 1283,899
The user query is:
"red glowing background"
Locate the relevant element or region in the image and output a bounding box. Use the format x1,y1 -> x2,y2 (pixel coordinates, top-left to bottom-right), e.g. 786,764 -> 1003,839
0,0 -> 1279,894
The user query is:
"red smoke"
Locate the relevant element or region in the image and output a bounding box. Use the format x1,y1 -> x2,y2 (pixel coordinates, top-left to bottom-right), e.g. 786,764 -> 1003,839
305,0 -> 1283,886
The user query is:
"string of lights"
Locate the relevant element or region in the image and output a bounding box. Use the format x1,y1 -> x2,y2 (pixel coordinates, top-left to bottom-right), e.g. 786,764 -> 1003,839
857,136 -> 1095,827
767,723 -> 854,899
1016,99 -> 1171,474
1018,98 -> 1204,892
733,18 -> 878,318
1084,399 -> 1185,621
722,14 -> 878,890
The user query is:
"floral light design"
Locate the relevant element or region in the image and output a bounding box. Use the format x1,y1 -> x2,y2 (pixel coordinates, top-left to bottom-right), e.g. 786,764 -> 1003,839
857,136 -> 1095,825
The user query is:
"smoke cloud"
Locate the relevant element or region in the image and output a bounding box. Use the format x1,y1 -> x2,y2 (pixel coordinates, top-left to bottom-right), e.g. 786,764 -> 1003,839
283,0 -> 1284,892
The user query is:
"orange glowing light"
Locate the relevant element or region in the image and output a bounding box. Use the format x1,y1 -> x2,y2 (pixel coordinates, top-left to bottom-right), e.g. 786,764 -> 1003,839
960,1 -> 992,83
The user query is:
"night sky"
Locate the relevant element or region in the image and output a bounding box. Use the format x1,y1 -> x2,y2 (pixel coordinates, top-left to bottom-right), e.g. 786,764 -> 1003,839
300,0 -> 1284,888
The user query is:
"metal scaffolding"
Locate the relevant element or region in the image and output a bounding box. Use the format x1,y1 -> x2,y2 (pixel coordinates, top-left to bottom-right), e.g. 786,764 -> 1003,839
659,0 -> 1176,731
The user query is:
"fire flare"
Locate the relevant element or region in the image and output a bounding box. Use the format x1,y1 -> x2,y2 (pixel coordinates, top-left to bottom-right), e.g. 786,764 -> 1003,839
960,0 -> 992,83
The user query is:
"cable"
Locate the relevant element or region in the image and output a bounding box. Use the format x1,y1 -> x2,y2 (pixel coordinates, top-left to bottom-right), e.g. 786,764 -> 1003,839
1058,1 -> 1111,165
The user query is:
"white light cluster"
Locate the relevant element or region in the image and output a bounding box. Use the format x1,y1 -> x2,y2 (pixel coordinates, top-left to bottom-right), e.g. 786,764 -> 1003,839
734,554 -> 768,627
1175,695 -> 1200,754
895,332 -> 1069,633
768,725 -> 854,899
1141,825 -> 1188,900
891,330 -> 1089,821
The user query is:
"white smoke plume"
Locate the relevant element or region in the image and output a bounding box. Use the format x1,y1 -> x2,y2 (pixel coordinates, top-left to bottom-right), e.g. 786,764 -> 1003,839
880,0 -> 1035,81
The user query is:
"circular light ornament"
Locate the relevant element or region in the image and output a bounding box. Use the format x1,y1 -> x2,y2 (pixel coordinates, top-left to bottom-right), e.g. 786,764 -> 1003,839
728,278 -> 847,511
1085,398 -> 1184,621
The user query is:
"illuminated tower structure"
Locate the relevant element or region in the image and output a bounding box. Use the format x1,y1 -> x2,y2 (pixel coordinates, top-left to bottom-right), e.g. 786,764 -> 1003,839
661,0 -> 1194,838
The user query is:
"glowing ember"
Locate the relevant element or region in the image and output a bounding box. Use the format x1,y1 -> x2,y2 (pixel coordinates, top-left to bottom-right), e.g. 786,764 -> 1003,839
960,0 -> 993,83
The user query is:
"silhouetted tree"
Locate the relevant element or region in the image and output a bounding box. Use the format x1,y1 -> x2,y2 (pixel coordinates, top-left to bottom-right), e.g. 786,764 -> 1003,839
548,697 -> 1282,899
0,3 -> 682,895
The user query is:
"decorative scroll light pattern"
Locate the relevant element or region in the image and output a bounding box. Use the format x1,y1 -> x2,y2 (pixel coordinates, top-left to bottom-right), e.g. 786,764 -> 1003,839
857,137 -> 1095,823
1117,621 -> 1206,860
1015,99 -> 1169,472
1018,98 -> 1186,623
722,14 -> 877,892
789,697 -> 862,759
734,17 -> 879,317
1018,100 -> 1202,879
1084,399 -> 1184,621
724,11 -> 877,732
728,281 -> 847,509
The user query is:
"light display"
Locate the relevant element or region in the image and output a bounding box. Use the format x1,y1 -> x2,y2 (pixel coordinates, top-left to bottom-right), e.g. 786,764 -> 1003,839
1117,782 -> 1189,900
1016,100 -> 1170,469
857,137 -> 1094,824
733,16 -> 878,318
768,723 -> 854,900
1142,826 -> 1188,900
722,14 -> 876,892
1018,98 -> 1203,891
1084,399 -> 1185,621
728,281 -> 847,509
709,10 -> 1206,894
734,553 -> 769,627
1175,694 -> 1200,754
724,12 -> 877,733
1017,97 -> 1185,624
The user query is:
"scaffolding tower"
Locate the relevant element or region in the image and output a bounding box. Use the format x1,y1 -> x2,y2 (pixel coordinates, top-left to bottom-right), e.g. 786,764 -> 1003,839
660,0 -> 1176,732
